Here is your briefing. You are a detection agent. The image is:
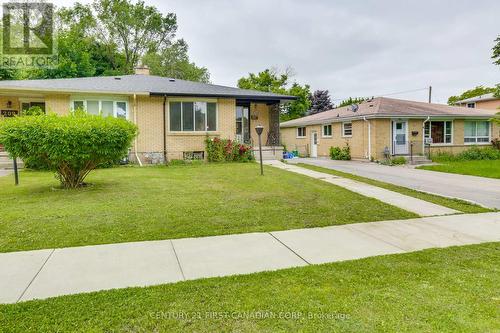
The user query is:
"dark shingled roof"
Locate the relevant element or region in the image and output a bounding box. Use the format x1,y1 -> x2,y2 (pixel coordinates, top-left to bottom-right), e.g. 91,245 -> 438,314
281,97 -> 498,128
0,74 -> 296,100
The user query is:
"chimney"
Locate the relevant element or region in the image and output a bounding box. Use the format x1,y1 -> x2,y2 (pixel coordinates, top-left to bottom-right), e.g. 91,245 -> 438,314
134,65 -> 150,75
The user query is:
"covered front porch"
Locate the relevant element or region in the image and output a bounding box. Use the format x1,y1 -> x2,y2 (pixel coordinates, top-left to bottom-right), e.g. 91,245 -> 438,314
235,99 -> 284,160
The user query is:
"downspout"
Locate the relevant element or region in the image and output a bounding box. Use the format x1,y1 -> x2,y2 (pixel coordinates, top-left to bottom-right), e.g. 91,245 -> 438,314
422,116 -> 430,158
133,94 -> 143,167
162,96 -> 167,164
363,117 -> 371,160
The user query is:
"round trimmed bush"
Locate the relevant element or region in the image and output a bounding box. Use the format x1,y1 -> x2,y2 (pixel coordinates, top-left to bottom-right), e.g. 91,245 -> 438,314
0,112 -> 138,188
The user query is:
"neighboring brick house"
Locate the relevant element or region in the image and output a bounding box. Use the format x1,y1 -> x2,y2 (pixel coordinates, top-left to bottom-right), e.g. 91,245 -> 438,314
0,67 -> 294,163
455,93 -> 500,110
281,97 -> 499,161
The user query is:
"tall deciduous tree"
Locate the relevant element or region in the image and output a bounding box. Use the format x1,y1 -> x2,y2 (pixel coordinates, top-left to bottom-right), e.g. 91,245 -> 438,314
142,40 -> 210,83
447,86 -> 496,105
337,97 -> 367,108
493,35 -> 500,66
237,68 -> 311,121
93,0 -> 177,72
309,90 -> 333,114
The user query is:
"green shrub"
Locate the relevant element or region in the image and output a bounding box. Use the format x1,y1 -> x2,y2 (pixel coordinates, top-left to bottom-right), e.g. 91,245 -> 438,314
329,144 -> 351,160
431,146 -> 500,163
21,106 -> 45,117
0,112 -> 137,188
205,137 -> 254,162
391,156 -> 407,165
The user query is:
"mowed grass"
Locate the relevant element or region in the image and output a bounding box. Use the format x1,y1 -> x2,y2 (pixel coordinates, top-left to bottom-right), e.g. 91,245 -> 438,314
297,163 -> 491,214
1,243 -> 498,332
418,160 -> 500,179
0,163 -> 416,253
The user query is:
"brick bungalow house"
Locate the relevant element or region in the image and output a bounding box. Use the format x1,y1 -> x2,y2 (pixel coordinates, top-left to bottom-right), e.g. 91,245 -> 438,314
281,97 -> 499,161
455,93 -> 500,110
0,67 -> 294,164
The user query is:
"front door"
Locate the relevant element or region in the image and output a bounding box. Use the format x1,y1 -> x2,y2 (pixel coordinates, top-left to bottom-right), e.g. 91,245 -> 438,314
310,131 -> 318,158
392,120 -> 408,155
236,105 -> 250,143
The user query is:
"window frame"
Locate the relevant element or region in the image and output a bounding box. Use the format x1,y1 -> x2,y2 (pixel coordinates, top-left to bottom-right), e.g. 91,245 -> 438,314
322,124 -> 332,138
168,99 -> 218,133
466,103 -> 476,109
342,122 -> 352,137
464,120 -> 491,145
424,120 -> 453,145
70,98 -> 129,120
296,127 -> 306,138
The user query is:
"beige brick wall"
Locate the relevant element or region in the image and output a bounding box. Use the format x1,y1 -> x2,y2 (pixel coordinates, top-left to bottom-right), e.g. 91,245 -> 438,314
475,100 -> 500,110
281,120 -> 370,159
249,103 -> 270,144
45,95 -> 70,115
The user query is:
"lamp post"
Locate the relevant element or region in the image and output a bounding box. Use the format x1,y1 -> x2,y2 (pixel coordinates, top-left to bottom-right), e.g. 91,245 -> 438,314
13,157 -> 19,186
255,125 -> 264,176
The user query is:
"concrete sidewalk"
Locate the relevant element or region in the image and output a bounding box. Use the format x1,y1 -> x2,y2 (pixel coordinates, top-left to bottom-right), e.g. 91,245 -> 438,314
265,160 -> 458,217
1,212 -> 499,304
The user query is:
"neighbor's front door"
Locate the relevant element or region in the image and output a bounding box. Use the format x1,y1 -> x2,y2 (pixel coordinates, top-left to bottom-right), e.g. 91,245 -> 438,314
392,120 -> 408,155
310,131 -> 318,158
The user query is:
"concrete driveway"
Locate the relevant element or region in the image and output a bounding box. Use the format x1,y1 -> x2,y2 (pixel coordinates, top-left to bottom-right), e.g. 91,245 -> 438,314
289,158 -> 500,209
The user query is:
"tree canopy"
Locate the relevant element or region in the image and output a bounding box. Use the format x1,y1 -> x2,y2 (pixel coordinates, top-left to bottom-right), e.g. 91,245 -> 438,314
237,68 -> 311,121
447,86 -> 497,105
309,90 -> 333,114
337,97 -> 367,108
493,35 -> 500,66
4,0 -> 209,82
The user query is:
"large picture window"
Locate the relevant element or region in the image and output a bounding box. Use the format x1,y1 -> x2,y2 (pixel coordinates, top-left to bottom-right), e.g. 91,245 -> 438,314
425,121 -> 452,144
169,101 -> 217,132
464,121 -> 490,144
72,99 -> 128,119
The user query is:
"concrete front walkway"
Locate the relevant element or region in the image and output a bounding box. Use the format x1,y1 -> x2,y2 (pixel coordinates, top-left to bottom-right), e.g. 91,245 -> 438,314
1,212 -> 499,304
288,158 -> 500,209
265,160 -> 457,216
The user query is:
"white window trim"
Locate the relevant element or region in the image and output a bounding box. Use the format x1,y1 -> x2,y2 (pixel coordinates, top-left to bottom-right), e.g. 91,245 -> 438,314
296,127 -> 306,139
424,120 -> 453,146
322,124 -> 332,138
342,122 -> 352,137
70,98 -> 129,120
167,100 -> 218,133
464,121 -> 491,145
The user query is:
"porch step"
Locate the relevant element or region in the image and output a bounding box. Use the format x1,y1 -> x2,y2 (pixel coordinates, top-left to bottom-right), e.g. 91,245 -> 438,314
253,146 -> 284,161
400,155 -> 432,165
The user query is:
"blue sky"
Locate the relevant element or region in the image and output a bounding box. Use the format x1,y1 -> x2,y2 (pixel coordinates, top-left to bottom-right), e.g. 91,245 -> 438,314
51,0 -> 500,104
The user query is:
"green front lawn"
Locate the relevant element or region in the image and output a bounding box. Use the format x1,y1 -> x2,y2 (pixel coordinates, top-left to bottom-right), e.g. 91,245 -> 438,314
0,163 -> 416,253
1,243 -> 498,332
297,163 -> 491,214
418,160 -> 500,179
